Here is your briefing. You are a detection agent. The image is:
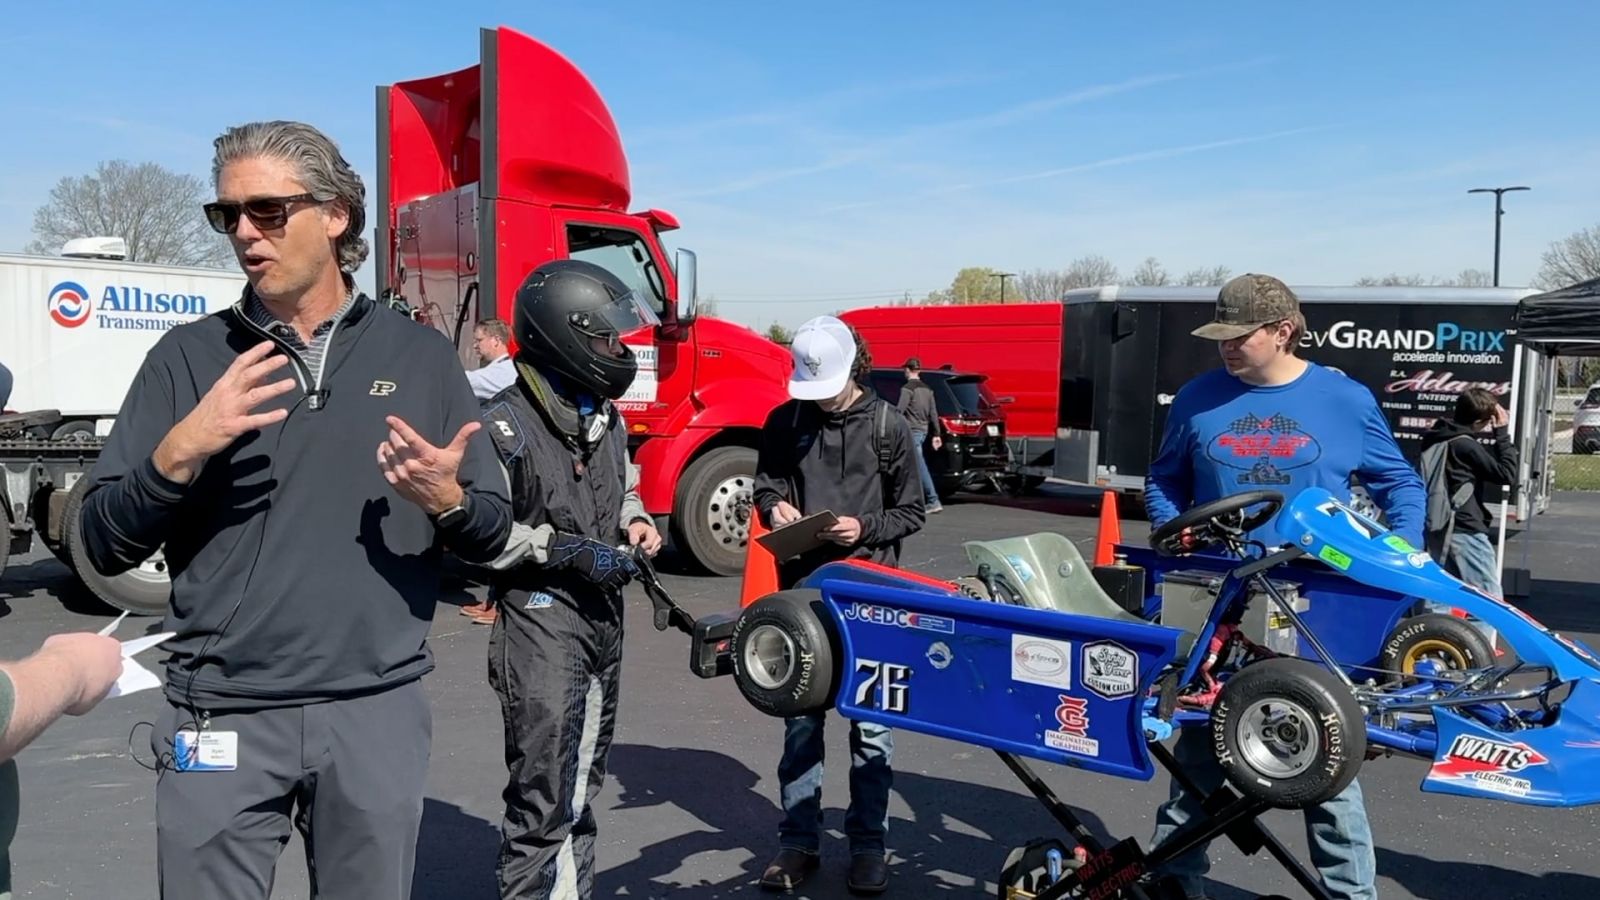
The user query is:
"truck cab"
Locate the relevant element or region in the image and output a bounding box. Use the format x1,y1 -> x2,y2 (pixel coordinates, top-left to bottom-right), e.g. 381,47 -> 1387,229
376,26 -> 791,576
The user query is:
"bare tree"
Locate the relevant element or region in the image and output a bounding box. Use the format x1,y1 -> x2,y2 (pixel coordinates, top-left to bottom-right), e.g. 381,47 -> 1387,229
1062,255 -> 1120,290
1353,273 -> 1429,287
1535,224 -> 1600,290
698,293 -> 720,317
26,160 -> 232,267
1131,257 -> 1169,286
1016,267 -> 1072,302
1442,269 -> 1493,287
1178,265 -> 1232,286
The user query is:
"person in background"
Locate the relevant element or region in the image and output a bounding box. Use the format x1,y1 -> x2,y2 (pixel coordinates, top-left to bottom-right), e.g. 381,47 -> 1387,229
1144,273 -> 1425,900
1420,389 -> 1518,607
896,357 -> 945,514
752,316 -> 925,895
459,316 -> 520,624
1,632 -> 124,899
0,361 -> 12,412
468,318 -> 517,402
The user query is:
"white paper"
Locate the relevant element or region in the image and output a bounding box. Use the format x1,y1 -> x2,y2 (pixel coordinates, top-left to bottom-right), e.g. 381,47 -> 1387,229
106,632 -> 176,699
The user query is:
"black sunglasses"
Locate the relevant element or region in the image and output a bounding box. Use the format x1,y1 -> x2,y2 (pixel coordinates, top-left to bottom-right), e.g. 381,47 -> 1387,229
203,193 -> 326,234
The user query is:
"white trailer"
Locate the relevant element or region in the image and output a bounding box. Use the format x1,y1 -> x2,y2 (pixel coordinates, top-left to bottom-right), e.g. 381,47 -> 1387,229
0,249 -> 245,613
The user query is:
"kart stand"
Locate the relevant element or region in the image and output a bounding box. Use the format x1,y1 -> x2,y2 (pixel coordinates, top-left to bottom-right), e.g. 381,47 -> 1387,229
996,742 -> 1333,900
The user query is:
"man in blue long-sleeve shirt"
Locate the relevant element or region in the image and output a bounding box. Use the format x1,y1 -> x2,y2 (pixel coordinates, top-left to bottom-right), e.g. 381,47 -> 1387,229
1144,274 -> 1425,900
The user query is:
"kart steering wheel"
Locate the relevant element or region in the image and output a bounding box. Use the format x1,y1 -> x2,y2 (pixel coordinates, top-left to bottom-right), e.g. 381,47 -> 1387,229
1149,490 -> 1284,557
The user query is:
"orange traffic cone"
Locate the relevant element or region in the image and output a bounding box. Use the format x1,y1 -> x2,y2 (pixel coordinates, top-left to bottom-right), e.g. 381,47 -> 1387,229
740,512 -> 780,607
1094,490 -> 1121,567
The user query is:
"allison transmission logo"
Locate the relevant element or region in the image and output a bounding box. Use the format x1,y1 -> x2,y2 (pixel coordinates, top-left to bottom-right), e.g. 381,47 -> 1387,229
47,279 -> 210,331
48,281 -> 93,328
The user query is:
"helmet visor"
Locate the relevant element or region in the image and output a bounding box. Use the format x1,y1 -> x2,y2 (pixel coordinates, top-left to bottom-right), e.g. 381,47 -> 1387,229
575,289 -> 660,339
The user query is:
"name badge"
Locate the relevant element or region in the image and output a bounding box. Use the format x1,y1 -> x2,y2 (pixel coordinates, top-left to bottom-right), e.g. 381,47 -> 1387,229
174,729 -> 239,772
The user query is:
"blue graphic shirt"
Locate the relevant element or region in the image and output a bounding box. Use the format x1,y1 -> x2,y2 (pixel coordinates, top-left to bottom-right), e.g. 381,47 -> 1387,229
1145,362 -> 1426,548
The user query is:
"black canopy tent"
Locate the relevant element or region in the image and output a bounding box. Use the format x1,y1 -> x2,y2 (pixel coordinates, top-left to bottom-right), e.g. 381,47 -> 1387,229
1515,276 -> 1600,355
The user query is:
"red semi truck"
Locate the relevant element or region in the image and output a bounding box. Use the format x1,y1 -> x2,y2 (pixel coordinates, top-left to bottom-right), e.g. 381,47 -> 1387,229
376,26 -> 792,576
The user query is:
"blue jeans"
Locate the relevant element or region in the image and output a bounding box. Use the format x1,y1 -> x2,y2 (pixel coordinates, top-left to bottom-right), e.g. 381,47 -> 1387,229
910,430 -> 941,509
777,713 -> 894,857
1428,530 -> 1500,647
1149,728 -> 1376,900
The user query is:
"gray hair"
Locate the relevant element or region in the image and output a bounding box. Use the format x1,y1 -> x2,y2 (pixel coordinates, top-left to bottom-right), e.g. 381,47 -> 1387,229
211,120 -> 369,273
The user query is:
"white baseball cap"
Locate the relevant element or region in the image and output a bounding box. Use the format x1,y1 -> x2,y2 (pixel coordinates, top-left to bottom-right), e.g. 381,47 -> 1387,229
787,315 -> 857,401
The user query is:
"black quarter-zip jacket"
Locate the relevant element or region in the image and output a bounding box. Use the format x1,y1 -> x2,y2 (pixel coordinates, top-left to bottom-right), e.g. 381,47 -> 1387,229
79,291 -> 512,709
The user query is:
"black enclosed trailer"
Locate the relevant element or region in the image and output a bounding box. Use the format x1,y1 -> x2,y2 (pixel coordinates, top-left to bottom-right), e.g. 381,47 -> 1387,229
1051,284 -> 1546,523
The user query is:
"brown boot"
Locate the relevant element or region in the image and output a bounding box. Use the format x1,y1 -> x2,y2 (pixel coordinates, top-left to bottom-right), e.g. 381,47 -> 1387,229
759,848 -> 819,893
468,605 -> 498,625
459,599 -> 490,617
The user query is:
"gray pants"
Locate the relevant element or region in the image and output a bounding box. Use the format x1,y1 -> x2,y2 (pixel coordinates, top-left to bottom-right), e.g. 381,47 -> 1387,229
150,680 -> 432,899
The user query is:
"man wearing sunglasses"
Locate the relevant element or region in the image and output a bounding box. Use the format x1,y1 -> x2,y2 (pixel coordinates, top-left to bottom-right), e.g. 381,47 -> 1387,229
75,120 -> 512,900
1142,274 -> 1425,900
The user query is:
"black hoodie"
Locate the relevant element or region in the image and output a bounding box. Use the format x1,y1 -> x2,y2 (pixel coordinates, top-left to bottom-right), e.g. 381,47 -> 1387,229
1419,419 -> 1519,535
753,386 -> 926,587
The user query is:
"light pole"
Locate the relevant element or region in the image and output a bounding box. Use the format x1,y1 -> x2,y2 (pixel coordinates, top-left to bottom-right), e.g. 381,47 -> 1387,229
1467,186 -> 1529,286
992,271 -> 1017,302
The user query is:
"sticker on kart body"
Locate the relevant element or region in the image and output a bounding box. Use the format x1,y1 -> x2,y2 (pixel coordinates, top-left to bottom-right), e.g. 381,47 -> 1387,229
1318,545 -> 1353,570
1429,735 -> 1548,797
925,642 -> 953,670
1011,635 -> 1072,688
1383,534 -> 1418,553
855,659 -> 912,713
842,603 -> 956,634
1082,641 -> 1138,700
1044,695 -> 1100,757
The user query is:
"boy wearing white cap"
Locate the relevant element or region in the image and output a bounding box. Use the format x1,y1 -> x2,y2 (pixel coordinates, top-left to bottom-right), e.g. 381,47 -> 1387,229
753,315 -> 925,895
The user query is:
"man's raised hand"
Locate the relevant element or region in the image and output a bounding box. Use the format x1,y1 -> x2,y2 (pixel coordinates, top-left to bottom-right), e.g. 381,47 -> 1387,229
154,341 -> 296,484
378,415 -> 480,515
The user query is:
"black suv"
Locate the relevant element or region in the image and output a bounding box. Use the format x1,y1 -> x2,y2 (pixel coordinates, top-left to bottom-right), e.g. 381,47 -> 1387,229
868,367 -> 1011,495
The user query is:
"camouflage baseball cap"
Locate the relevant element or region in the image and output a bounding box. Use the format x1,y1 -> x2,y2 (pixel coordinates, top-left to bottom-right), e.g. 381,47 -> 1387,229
1191,274 -> 1300,340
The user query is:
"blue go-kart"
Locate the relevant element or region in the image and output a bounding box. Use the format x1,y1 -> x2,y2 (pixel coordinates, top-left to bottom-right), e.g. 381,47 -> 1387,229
676,487 -> 1600,899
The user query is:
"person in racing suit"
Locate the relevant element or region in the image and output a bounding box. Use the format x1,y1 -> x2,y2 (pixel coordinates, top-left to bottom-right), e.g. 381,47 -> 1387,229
478,259 -> 664,899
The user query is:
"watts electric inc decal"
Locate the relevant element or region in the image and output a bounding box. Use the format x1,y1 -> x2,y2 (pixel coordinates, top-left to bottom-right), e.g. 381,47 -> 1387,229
48,280 -> 210,331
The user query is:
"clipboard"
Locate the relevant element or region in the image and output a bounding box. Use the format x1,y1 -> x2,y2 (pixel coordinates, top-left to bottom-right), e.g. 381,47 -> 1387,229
756,509 -> 840,561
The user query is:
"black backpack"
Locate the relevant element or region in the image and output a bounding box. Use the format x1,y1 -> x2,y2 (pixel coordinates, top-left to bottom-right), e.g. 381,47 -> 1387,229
1420,435 -> 1475,563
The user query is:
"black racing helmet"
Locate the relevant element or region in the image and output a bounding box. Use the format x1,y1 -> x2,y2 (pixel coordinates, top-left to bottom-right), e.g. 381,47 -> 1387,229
512,259 -> 660,399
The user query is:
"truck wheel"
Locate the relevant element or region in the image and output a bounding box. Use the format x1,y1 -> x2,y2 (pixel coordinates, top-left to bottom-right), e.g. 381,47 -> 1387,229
730,589 -> 839,717
1211,658 -> 1366,809
672,446 -> 757,577
1380,613 -> 1494,679
62,478 -> 171,615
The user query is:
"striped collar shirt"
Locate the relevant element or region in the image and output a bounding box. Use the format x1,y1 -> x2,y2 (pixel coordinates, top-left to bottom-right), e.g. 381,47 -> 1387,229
243,289 -> 355,381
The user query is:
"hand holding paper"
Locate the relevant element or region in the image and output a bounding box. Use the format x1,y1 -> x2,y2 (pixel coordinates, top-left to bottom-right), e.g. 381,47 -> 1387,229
107,630 -> 176,700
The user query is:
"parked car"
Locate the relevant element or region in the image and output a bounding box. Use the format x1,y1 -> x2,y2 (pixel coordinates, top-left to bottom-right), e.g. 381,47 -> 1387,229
868,367 -> 1012,494
1574,382 -> 1600,455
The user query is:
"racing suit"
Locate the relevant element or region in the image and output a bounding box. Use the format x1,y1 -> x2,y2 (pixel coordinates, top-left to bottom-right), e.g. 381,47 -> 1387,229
480,363 -> 650,899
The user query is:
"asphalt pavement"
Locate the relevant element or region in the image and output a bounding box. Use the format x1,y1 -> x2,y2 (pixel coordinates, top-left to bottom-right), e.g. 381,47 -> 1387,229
3,486 -> 1600,899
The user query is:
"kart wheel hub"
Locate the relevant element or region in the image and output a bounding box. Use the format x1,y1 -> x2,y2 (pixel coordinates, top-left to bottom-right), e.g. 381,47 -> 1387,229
743,624 -> 796,691
1238,698 -> 1320,780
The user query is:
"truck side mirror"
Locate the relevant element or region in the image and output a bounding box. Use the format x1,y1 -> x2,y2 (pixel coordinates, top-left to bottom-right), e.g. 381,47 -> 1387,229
674,247 -> 699,323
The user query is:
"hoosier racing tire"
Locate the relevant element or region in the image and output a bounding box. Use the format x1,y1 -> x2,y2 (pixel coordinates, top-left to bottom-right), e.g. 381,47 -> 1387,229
1211,658 -> 1367,809
730,589 -> 840,718
1380,612 -> 1495,679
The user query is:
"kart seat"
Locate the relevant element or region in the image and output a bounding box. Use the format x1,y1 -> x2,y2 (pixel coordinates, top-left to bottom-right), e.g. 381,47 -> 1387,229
963,532 -> 1197,657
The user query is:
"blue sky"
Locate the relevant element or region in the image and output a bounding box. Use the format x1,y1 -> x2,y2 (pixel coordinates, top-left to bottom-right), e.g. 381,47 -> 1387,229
4,2 -> 1598,331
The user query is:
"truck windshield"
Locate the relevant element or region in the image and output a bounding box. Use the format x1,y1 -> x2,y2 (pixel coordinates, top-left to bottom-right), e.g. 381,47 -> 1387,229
567,225 -> 670,320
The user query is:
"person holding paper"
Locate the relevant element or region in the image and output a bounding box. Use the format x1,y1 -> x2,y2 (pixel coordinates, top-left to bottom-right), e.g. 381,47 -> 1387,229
2,632 -> 124,898
752,316 -> 925,895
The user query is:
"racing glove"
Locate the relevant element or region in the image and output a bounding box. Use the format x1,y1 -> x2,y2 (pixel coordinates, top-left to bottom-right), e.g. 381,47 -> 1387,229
546,532 -> 639,590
